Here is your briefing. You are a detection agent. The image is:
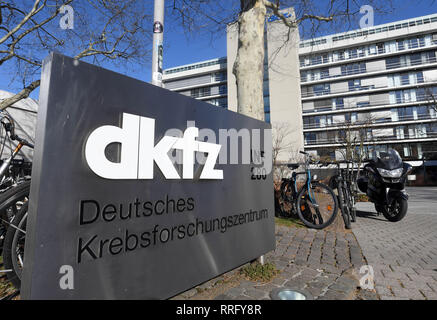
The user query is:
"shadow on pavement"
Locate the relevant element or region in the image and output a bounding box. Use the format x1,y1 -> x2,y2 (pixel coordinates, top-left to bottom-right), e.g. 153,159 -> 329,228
356,210 -> 388,222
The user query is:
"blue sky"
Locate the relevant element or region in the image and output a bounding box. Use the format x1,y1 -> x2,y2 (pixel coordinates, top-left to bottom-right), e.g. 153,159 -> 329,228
159,0 -> 437,74
1,0 -> 437,99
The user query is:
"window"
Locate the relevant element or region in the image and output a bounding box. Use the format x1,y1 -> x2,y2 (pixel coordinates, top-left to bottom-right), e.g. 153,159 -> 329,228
313,84 -> 330,96
213,72 -> 227,82
398,107 -> 414,120
263,97 -> 270,111
397,40 -> 405,51
396,91 -> 403,104
191,87 -> 210,98
410,53 -> 422,66
417,106 -> 429,119
311,56 -> 322,65
334,98 -> 344,110
305,133 -> 316,144
416,71 -> 424,84
401,73 -> 410,86
425,51 -> 436,63
348,79 -> 361,91
265,112 -> 270,123
386,57 -> 400,70
263,80 -> 270,95
322,54 -> 329,63
408,38 -> 419,49
321,69 -> 330,79
376,43 -> 385,54
219,85 -> 227,95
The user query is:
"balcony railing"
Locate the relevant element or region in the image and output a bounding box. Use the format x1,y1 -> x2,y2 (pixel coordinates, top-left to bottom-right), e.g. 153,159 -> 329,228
305,132 -> 437,146
303,91 -> 437,115
303,114 -> 437,130
302,79 -> 437,99
300,39 -> 436,68
301,57 -> 437,84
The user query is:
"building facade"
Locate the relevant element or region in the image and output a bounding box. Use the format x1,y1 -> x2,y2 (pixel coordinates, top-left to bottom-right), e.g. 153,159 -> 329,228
162,57 -> 228,109
163,13 -> 437,173
299,14 -> 437,167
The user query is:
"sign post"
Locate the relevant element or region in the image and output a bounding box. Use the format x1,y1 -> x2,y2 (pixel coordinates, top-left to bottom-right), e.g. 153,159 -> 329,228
152,0 -> 165,87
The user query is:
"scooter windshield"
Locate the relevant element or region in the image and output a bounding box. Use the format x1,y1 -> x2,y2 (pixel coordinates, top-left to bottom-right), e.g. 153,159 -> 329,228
374,149 -> 403,170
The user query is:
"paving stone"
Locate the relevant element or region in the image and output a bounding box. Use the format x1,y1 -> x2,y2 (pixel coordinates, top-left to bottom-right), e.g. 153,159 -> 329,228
224,287 -> 245,297
245,288 -> 268,300
375,285 -> 392,296
214,294 -> 233,300
380,295 -> 410,300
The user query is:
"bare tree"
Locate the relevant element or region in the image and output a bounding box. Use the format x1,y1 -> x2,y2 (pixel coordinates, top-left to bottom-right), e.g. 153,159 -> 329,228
0,0 -> 152,110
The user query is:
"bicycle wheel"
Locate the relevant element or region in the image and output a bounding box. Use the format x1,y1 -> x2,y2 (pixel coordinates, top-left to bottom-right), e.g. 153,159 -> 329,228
338,185 -> 351,229
296,182 -> 338,229
279,180 -> 295,217
2,201 -> 27,289
0,180 -> 30,256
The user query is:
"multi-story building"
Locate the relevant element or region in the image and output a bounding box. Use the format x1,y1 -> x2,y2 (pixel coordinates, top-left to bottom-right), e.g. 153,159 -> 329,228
163,12 -> 437,174
162,57 -> 228,109
299,14 -> 437,166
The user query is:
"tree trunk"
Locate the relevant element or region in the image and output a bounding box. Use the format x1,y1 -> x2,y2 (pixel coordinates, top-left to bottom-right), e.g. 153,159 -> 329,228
233,0 -> 266,121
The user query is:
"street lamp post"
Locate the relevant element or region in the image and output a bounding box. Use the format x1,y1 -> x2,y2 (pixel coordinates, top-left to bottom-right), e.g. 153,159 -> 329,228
152,0 -> 165,87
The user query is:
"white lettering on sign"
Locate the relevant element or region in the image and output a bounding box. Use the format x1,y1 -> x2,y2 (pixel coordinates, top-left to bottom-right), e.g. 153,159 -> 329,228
85,113 -> 223,180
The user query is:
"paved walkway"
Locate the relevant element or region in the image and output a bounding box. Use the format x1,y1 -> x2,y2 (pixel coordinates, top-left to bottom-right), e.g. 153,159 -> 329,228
174,224 -> 377,300
354,188 -> 437,300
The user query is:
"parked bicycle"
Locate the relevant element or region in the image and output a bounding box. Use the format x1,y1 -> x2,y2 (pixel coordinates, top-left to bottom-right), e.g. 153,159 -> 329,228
325,160 -> 358,229
0,111 -> 33,290
279,151 -> 338,229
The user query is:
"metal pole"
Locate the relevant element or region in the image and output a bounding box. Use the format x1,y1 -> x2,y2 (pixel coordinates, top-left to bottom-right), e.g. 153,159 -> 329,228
151,0 -> 165,87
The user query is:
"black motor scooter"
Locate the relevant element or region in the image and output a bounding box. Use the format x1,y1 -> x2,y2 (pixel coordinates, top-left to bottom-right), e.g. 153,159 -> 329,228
357,149 -> 412,222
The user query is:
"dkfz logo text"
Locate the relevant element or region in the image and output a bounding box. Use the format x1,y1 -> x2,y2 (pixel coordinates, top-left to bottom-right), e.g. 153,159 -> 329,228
85,113 -> 223,180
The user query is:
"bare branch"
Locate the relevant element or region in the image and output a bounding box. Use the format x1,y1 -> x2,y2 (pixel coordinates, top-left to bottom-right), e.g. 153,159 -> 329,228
0,79 -> 40,110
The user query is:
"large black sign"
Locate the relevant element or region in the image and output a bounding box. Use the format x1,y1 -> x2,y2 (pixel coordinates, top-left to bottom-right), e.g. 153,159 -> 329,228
21,53 -> 275,299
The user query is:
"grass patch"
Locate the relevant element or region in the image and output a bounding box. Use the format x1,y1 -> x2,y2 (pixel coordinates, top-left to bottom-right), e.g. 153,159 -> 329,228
355,193 -> 369,202
240,262 -> 279,282
275,216 -> 305,228
0,276 -> 15,298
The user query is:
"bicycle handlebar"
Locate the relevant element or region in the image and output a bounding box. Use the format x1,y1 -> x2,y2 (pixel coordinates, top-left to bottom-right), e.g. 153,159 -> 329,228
0,111 -> 34,149
0,113 -> 16,138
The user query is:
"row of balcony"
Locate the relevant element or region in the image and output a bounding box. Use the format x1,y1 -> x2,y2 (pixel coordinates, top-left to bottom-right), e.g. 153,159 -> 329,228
301,79 -> 437,99
303,114 -> 437,130
304,133 -> 437,146
300,34 -> 437,68
300,56 -> 437,84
